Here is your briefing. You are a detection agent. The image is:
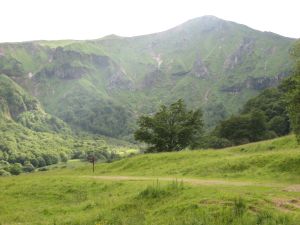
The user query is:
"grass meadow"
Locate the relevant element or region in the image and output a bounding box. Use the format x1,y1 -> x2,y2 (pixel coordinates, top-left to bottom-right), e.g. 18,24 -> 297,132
0,135 -> 300,224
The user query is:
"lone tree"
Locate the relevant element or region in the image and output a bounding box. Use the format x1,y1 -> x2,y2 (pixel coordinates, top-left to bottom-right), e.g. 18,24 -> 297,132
134,99 -> 203,152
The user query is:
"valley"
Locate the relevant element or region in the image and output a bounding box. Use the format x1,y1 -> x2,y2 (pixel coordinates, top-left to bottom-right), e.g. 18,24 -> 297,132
0,15 -> 300,225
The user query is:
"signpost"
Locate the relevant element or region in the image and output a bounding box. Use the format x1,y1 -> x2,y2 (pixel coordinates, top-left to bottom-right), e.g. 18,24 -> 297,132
87,154 -> 96,173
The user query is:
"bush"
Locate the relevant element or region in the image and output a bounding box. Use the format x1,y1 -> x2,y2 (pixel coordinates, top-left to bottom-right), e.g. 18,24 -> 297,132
0,169 -> 11,176
205,136 -> 232,149
23,163 -> 35,173
30,158 -> 39,167
59,152 -> 68,162
9,163 -> 23,175
218,110 -> 267,145
268,116 -> 290,136
0,160 -> 10,168
37,156 -> 46,167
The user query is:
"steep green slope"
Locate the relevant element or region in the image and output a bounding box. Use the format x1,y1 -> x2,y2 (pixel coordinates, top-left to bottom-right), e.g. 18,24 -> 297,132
0,74 -> 111,173
0,74 -> 70,133
0,16 -> 295,138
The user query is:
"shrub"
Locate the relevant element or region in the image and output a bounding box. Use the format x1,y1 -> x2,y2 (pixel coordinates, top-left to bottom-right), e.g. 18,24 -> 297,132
23,163 -> 35,173
59,152 -> 68,162
9,163 -> 23,175
205,136 -> 232,149
37,156 -> 46,167
0,169 -> 11,176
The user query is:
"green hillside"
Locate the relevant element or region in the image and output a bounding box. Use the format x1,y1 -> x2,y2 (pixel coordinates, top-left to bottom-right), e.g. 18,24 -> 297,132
0,74 -> 69,133
0,16 -> 295,139
64,135 -> 300,182
0,136 -> 299,224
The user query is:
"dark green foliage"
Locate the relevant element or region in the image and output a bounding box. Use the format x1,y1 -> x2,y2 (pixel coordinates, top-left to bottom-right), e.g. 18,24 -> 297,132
207,84 -> 291,148
42,153 -> 59,165
56,90 -> 133,138
218,110 -> 267,145
135,99 -> 203,152
200,135 -> 233,149
37,156 -> 46,167
268,116 -> 289,136
9,163 -> 23,175
23,163 -> 35,173
242,88 -> 290,136
286,40 -> 300,142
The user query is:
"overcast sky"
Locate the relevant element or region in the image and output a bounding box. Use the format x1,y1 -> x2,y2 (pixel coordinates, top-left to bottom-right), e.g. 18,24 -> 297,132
1,0 -> 299,43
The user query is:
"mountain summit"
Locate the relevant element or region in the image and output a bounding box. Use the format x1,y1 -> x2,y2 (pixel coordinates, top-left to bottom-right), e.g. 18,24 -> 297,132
0,16 -> 294,139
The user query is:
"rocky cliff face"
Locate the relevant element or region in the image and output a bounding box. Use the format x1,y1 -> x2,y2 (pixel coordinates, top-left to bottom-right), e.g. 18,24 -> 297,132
0,16 -> 295,138
192,55 -> 210,78
224,37 -> 256,70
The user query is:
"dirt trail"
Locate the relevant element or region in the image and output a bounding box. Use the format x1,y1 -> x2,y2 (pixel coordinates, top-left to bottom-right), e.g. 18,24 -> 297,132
84,175 -> 284,187
284,185 -> 300,192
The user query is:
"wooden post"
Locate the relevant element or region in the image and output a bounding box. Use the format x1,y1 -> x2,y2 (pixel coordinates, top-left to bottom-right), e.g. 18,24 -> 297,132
88,154 -> 96,173
92,156 -> 95,173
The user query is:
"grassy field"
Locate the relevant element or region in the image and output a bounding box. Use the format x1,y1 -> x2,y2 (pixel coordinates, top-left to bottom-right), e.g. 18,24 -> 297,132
0,135 -> 300,224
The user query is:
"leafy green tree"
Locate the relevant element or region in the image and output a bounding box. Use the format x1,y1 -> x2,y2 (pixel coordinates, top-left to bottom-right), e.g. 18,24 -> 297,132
134,99 -> 203,152
268,116 -> 289,136
218,110 -> 267,145
286,40 -> 300,142
242,88 -> 290,136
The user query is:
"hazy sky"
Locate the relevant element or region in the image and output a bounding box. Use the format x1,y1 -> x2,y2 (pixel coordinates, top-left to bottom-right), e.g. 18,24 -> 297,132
1,0 -> 299,43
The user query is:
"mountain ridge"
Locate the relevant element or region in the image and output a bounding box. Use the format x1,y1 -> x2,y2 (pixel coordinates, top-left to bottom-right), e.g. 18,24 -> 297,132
0,16 -> 295,139
0,16 -> 295,44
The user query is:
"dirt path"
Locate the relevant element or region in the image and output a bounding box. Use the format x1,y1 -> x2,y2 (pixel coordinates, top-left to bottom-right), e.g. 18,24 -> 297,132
84,175 -> 283,187
284,185 -> 300,192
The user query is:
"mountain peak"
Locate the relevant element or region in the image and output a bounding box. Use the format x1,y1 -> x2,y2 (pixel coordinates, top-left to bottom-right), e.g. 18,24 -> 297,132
100,34 -> 123,40
183,15 -> 226,25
